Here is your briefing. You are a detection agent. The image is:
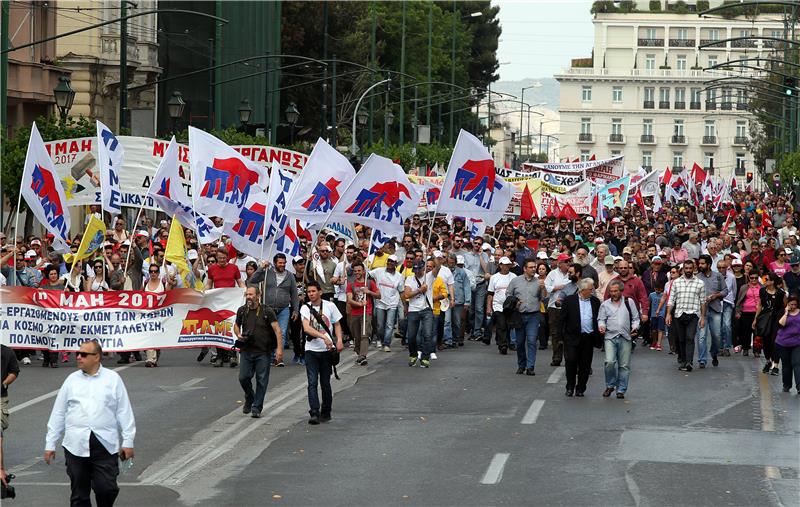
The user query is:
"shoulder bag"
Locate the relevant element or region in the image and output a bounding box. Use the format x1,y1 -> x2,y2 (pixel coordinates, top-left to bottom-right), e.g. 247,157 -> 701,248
306,302 -> 341,380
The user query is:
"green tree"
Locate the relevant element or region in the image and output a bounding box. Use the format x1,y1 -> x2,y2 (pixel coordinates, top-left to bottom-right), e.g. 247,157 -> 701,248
775,151 -> 800,187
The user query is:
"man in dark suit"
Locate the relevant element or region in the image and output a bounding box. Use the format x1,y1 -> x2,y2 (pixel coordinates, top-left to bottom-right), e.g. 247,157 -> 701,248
560,278 -> 601,397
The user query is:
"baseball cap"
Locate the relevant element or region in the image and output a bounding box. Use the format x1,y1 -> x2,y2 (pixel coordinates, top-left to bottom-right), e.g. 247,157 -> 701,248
536,251 -> 549,260
614,255 -> 623,261
623,246 -> 633,254
121,240 -> 131,246
293,255 -> 306,264
612,217 -> 621,223
24,249 -> 37,259
136,230 -> 149,237
481,243 -> 492,251
412,260 -> 425,270
433,250 -> 444,258
557,253 -> 571,262
595,237 -> 605,244
652,256 -> 663,263
731,258 -> 743,266
187,249 -> 199,260
604,255 -> 615,265
785,248 -> 793,255
387,254 -> 398,262
456,255 -> 465,265
160,220 -> 168,226
30,239 -> 41,246
498,256 -> 513,265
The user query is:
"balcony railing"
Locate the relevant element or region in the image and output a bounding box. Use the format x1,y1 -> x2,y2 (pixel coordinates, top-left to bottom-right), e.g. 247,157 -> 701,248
671,135 -> 687,144
642,165 -> 652,173
669,38 -> 695,47
706,101 -> 717,110
643,100 -> 655,109
721,102 -> 733,110
659,101 -> 670,109
690,101 -> 701,110
737,102 -> 748,110
700,39 -> 726,48
609,134 -> 625,143
702,135 -> 718,145
731,39 -> 757,48
762,39 -> 780,49
674,101 -> 686,109
638,38 -> 664,47
640,134 -> 655,144
578,133 -> 594,143
733,136 -> 748,145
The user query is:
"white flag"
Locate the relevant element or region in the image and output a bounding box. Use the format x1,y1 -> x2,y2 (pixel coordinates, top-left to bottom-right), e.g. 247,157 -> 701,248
223,188 -> 269,259
96,120 -> 124,215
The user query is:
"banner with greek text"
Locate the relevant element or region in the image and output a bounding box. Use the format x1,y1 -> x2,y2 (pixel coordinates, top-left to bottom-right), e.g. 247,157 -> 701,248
0,287 -> 244,352
519,156 -> 625,185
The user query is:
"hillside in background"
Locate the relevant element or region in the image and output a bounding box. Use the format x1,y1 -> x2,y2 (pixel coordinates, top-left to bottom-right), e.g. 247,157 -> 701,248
491,77 -> 559,112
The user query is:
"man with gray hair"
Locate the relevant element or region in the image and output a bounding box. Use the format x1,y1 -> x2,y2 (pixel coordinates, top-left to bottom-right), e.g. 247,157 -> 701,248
599,279 -> 640,399
560,278 -> 601,397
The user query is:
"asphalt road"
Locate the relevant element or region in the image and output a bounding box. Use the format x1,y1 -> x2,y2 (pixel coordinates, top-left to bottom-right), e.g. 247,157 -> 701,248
3,339 -> 798,507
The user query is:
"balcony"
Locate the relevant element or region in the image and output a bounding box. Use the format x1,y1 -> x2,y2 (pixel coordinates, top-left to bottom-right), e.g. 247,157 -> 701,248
762,39 -> 780,49
701,136 -> 718,145
733,136 -> 748,146
674,101 -> 686,110
577,133 -> 594,143
731,39 -> 757,48
669,38 -> 695,47
609,134 -> 625,144
659,101 -> 670,109
700,39 -> 727,48
642,165 -> 652,173
643,100 -> 655,109
737,102 -> 748,110
640,134 -> 655,144
706,101 -> 717,110
638,38 -> 664,47
670,135 -> 687,145
721,102 -> 733,110
690,101 -> 701,110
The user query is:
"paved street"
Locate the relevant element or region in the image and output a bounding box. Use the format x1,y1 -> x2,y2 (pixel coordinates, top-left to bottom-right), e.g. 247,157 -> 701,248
4,341 -> 799,506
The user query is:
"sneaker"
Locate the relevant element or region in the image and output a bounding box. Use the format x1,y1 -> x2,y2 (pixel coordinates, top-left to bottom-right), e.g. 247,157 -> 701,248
516,367 -> 525,375
699,362 -> 706,369
430,353 -> 438,360
22,357 -> 31,365
734,346 -> 742,353
298,357 -> 306,365
525,368 -> 535,376
656,344 -> 662,351
320,413 -> 332,423
276,361 -> 285,367
197,349 -> 208,362
308,413 -> 320,425
242,403 -> 252,414
685,364 -> 693,372
251,410 -> 261,419
359,356 -> 368,366
382,346 -> 391,352
230,361 -> 238,368
355,356 -> 363,365
408,356 -> 418,367
417,351 -> 422,359
711,355 -> 719,367
420,359 -> 431,368
770,367 -> 780,376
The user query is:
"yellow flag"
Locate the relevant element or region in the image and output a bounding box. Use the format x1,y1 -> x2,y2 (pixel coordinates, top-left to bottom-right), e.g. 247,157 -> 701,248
164,216 -> 202,290
67,215 -> 106,263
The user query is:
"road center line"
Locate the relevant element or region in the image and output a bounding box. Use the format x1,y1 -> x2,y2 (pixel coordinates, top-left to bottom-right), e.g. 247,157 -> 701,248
520,399 -> 545,424
480,453 -> 510,485
546,368 -> 564,384
9,364 -> 133,414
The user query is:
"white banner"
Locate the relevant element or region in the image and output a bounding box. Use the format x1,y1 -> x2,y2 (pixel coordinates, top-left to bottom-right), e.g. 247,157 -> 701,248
520,156 -> 625,185
0,287 -> 244,352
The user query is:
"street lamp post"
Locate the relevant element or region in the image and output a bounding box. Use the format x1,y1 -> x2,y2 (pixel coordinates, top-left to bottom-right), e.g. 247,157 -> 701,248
238,98 -> 253,126
384,110 -> 395,151
285,102 -> 300,145
350,78 -> 391,155
167,90 -> 186,135
53,75 -> 76,122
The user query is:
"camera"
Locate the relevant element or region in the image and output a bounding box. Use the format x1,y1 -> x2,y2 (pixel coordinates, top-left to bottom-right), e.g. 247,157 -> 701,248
1,473 -> 16,499
233,333 -> 251,350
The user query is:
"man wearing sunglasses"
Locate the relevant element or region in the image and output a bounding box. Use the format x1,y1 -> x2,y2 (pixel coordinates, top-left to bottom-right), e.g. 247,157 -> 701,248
45,340 -> 136,507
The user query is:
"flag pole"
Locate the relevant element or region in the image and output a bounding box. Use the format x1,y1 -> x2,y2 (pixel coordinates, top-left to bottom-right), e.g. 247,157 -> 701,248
12,183 -> 23,280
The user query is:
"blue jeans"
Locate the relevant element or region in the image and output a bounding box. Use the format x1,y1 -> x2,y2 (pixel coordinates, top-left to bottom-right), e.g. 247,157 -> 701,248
452,304 -> 465,343
275,307 -> 291,348
721,301 -> 734,350
697,308 -> 722,364
305,350 -> 332,416
375,306 -> 398,347
471,284 -> 487,338
238,351 -> 271,412
604,335 -> 631,392
407,309 -> 434,359
516,312 -> 541,369
443,307 -> 453,345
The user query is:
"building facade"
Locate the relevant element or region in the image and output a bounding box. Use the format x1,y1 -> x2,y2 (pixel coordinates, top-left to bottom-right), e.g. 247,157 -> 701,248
555,1 -> 784,179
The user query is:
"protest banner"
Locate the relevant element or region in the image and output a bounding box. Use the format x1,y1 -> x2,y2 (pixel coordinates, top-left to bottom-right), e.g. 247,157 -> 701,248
0,287 -> 244,352
520,156 -> 624,185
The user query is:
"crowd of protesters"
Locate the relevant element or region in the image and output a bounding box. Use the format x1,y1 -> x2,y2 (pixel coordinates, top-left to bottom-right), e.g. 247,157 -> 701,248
2,190 -> 800,401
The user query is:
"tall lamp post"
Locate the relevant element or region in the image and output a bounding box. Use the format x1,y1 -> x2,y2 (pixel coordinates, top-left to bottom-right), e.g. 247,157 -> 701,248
356,108 -> 368,156
53,75 -> 76,122
384,109 -> 395,151
238,98 -> 253,126
350,77 -> 391,155
285,102 -> 300,145
167,90 -> 185,135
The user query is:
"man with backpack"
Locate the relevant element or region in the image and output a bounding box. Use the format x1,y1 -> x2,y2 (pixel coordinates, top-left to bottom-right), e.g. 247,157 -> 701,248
598,279 -> 641,399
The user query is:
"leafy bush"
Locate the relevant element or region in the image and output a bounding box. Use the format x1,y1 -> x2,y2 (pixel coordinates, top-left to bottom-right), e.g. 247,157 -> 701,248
649,0 -> 662,12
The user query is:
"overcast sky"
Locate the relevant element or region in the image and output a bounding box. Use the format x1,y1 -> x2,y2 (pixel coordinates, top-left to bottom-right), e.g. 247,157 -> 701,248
494,0 -> 595,81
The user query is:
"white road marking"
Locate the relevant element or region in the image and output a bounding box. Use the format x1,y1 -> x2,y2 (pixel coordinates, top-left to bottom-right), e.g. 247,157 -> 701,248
480,453 -> 510,485
520,399 -> 546,425
546,368 -> 564,384
9,364 -> 133,414
158,377 -> 206,393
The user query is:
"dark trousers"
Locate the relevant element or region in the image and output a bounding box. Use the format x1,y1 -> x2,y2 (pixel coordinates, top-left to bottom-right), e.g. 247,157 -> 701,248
238,351 -> 271,412
490,311 -> 509,349
778,345 -> 800,390
65,432 -> 119,507
290,316 -> 305,358
737,312 -> 755,350
673,313 -> 699,366
548,307 -> 564,363
334,300 -> 351,339
305,350 -> 332,416
565,335 -> 594,393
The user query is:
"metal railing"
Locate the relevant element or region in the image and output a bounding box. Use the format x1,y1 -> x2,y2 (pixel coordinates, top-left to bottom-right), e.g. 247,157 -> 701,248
733,136 -> 748,145
638,38 -> 664,47
609,134 -> 624,143
702,135 -> 717,145
578,133 -> 594,142
659,101 -> 670,109
671,135 -> 686,144
674,101 -> 686,109
690,101 -> 701,109
669,39 -> 695,47
640,134 -> 655,144
643,100 -> 655,109
706,102 -> 717,110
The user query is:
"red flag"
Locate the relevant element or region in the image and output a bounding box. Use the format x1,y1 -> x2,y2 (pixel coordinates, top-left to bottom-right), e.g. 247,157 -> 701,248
632,188 -> 646,213
691,162 -> 706,186
589,193 -> 599,219
722,209 -> 736,233
561,202 -> 579,220
572,157 -> 580,163
526,239 -> 539,251
661,166 -> 673,185
589,154 -> 596,161
730,176 -> 737,189
520,184 -> 534,220
761,213 -> 773,235
552,197 -> 562,218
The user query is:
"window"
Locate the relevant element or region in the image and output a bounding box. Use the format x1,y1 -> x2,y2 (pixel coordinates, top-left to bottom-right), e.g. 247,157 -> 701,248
642,151 -> 652,169
674,119 -> 684,136
580,117 -> 592,134
736,89 -> 746,104
772,29 -> 783,38
722,88 -> 732,102
645,54 -> 656,70
612,86 -> 623,102
691,88 -> 702,103
645,27 -> 657,39
644,87 -> 655,102
581,86 -> 592,102
704,120 -> 716,137
675,87 -> 686,103
611,119 -> 623,136
642,119 -> 653,136
676,28 -> 688,40
735,153 -> 746,175
736,120 -> 747,138
707,88 -> 717,102
580,150 -> 591,162
708,29 -> 720,41
676,55 -> 687,70
673,151 -> 684,169
611,150 -> 621,156
660,87 -> 670,102
704,152 -> 715,169
739,29 -> 750,38
708,55 -> 718,67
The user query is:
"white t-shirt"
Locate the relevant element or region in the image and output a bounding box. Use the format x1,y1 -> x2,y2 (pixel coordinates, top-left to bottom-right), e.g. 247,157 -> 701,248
438,265 -> 454,287
405,272 -> 435,313
301,300 -> 343,353
333,261 -> 349,302
235,255 -> 255,280
369,267 -> 404,310
488,272 -> 517,312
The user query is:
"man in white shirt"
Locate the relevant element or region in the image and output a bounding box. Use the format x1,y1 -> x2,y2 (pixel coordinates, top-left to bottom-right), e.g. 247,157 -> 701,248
403,260 -> 438,367
370,255 -> 405,352
487,257 -> 517,354
44,340 -> 135,507
433,251 -> 456,348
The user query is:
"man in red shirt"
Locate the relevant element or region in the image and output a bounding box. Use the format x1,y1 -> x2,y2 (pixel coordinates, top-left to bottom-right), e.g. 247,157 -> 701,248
604,260 -> 650,324
204,248 -> 244,367
346,262 -> 380,366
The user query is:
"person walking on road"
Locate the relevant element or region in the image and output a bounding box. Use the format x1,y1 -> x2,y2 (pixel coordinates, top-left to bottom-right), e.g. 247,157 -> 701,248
234,286 -> 283,419
1,344 -> 19,431
506,258 -> 545,375
44,340 -> 135,507
301,280 -> 344,425
776,295 -> 800,393
666,260 -> 707,372
599,279 -> 640,399
561,279 -> 600,397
